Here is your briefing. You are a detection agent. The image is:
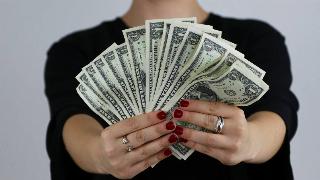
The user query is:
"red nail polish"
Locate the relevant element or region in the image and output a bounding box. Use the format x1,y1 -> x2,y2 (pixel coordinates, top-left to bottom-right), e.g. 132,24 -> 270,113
179,138 -> 188,143
174,126 -> 183,136
157,111 -> 166,120
166,121 -> 175,130
180,100 -> 189,107
173,109 -> 183,118
164,148 -> 172,156
168,134 -> 178,143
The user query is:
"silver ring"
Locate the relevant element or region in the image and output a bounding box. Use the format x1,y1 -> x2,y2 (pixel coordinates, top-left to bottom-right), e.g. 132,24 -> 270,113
127,145 -> 134,152
122,135 -> 129,144
122,136 -> 134,152
214,116 -> 224,134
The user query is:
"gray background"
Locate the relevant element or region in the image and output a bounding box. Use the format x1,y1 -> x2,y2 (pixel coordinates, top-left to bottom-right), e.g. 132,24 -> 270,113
0,0 -> 319,179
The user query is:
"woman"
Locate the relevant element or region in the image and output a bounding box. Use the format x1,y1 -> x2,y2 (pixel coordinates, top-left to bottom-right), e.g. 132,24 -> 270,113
45,0 -> 299,179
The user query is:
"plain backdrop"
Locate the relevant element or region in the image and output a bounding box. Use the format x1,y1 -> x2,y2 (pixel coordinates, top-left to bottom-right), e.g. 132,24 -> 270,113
0,0 -> 319,179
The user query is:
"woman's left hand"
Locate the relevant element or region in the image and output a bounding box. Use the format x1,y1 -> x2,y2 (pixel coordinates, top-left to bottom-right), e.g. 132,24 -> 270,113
172,99 -> 255,165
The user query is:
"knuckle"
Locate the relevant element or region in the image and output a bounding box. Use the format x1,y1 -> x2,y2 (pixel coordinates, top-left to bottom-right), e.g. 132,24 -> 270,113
203,114 -> 213,128
208,102 -> 218,114
139,147 -> 149,157
127,117 -> 140,130
135,130 -> 146,144
206,135 -> 216,147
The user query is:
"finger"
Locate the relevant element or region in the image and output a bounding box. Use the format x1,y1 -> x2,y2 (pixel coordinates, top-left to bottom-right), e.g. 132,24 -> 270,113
178,99 -> 243,118
172,109 -> 234,134
130,148 -> 172,175
181,140 -> 226,162
110,111 -> 167,137
127,133 -> 178,163
177,126 -> 233,149
182,140 -> 240,166
124,120 -> 176,148
173,109 -> 218,131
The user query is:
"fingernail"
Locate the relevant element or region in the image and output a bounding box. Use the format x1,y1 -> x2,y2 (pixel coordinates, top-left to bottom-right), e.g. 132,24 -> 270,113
168,134 -> 178,143
179,138 -> 188,143
174,126 -> 183,136
157,111 -> 166,120
180,99 -> 189,107
166,121 -> 175,130
173,109 -> 183,118
163,148 -> 172,156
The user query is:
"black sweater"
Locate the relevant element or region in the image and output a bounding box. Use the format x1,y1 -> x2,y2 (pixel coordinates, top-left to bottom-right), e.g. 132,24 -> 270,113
45,13 -> 299,180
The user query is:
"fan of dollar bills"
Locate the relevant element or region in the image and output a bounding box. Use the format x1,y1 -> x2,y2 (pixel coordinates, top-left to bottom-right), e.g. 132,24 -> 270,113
75,17 -> 269,160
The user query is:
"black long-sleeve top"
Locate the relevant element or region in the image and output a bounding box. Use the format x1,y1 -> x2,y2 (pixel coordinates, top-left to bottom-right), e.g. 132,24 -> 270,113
45,13 -> 299,180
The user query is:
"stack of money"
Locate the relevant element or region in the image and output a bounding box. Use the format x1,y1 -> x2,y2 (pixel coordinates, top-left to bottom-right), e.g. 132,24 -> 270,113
76,17 -> 269,160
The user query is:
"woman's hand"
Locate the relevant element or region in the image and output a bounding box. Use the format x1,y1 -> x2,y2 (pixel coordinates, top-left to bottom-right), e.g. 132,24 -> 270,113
97,111 -> 178,179
172,99 -> 256,165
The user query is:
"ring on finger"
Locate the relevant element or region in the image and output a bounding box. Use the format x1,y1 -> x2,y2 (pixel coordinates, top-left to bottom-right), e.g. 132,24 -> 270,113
122,135 -> 135,152
122,135 -> 129,144
213,116 -> 224,134
127,145 -> 134,152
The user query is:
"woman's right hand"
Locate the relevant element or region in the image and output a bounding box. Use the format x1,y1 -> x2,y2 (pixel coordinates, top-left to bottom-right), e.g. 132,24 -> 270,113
96,111 -> 178,179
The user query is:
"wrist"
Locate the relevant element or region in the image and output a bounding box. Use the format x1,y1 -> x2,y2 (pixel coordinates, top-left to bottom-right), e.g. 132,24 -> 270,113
243,112 -> 286,164
243,121 -> 259,163
89,131 -> 109,174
